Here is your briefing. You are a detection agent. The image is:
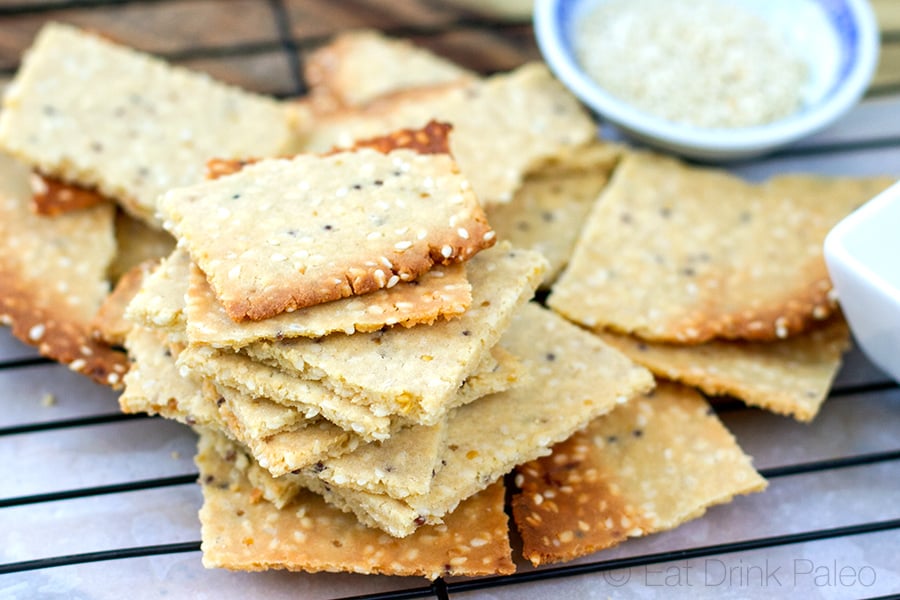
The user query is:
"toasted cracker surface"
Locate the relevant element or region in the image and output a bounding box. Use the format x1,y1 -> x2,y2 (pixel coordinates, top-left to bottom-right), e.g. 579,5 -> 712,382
597,317 -> 850,421
244,243 -> 546,425
186,260 -> 471,347
0,23 -> 294,227
298,63 -> 596,205
548,152 -> 893,342
91,260 -> 156,347
161,124 -> 493,321
302,303 -> 654,537
0,151 -> 126,387
29,173 -> 110,216
196,428 -> 514,580
305,30 -> 476,109
513,381 -> 767,566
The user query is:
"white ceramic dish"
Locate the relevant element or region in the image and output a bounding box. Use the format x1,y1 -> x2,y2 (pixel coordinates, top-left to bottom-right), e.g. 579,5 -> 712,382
825,181 -> 900,384
534,0 -> 880,161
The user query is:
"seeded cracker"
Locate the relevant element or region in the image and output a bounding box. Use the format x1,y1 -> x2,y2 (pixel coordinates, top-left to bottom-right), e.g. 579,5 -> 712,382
244,243 -> 546,425
296,303 -> 654,537
487,142 -> 620,286
304,29 -> 476,109
125,248 -> 190,337
298,63 -> 596,205
0,23 -> 295,227
513,382 -> 767,565
597,317 -> 850,421
186,260 -> 471,346
548,152 -> 893,342
161,123 -> 493,321
197,429 -> 515,579
0,152 -> 126,387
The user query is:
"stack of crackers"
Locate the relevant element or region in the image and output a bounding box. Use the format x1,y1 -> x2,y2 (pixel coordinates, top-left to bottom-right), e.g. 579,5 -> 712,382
0,23 -> 888,579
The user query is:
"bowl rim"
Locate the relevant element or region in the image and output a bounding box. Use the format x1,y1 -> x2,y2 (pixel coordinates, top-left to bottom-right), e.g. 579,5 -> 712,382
534,0 -> 880,155
825,180 -> 900,303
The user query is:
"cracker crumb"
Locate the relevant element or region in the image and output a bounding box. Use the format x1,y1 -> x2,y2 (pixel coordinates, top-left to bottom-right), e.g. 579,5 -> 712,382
41,393 -> 56,407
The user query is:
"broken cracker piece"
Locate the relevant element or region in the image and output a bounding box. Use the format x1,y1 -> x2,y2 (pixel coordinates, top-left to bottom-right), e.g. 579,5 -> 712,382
29,173 -> 110,216
549,152 -> 893,343
91,259 -> 157,347
513,381 -> 767,566
597,317 -> 850,421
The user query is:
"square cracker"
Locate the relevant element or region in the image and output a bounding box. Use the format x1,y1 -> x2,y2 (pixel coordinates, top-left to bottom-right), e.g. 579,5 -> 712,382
196,428 -> 515,580
298,63 -> 596,206
297,303 -> 654,537
160,122 -> 493,321
0,151 -> 127,387
548,152 -> 893,343
186,259 -> 471,347
597,317 -> 850,421
486,142 -> 620,287
244,243 -> 546,425
304,29 -> 476,110
512,381 -> 767,566
0,23 -> 295,227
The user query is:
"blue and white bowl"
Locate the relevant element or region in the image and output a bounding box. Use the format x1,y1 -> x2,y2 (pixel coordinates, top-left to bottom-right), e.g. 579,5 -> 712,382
534,0 -> 880,161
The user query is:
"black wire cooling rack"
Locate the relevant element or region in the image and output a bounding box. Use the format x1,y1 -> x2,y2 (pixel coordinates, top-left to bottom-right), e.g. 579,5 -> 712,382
1,2 -> 900,598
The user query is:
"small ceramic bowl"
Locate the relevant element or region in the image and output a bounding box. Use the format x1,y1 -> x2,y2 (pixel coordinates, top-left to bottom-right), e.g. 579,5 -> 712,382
534,0 -> 880,161
824,181 -> 900,384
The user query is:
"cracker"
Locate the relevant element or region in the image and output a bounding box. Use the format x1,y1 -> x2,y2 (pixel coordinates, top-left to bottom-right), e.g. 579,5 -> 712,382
304,30 -> 476,110
91,260 -> 156,347
548,152 -> 893,342
0,23 -> 294,227
120,326 -> 219,427
125,248 -> 190,334
244,243 -> 547,425
597,317 -> 850,421
108,210 -> 176,283
298,63 -> 596,205
300,303 -> 654,537
512,381 -> 767,566
185,260 -> 471,347
161,123 -> 493,322
0,151 -> 126,387
210,383 -> 356,476
196,428 -> 514,580
306,346 -> 522,500
29,173 -> 110,216
487,165 -> 610,287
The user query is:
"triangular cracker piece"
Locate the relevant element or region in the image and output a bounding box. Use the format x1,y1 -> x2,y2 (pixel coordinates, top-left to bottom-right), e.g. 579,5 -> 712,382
304,29 -> 476,109
548,152 -> 893,342
196,428 -> 515,580
298,63 -> 596,205
0,23 -> 294,227
125,248 -> 190,335
0,152 -> 126,387
597,318 -> 850,421
512,381 -> 767,566
299,303 -> 654,537
244,243 -> 546,425
161,121 -> 493,321
186,260 -> 471,346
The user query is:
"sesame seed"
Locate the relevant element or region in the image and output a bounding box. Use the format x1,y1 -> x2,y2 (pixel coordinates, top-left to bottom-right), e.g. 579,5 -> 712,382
28,323 -> 46,341
394,240 -> 413,250
457,227 -> 469,239
228,265 -> 241,279
386,275 -> 400,288
271,253 -> 287,262
367,231 -> 382,240
441,245 -> 453,258
483,230 -> 496,241
107,373 -> 120,385
69,358 -> 86,371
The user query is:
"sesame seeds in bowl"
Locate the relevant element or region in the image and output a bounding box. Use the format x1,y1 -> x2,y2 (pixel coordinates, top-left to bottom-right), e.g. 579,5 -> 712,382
534,0 -> 880,161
